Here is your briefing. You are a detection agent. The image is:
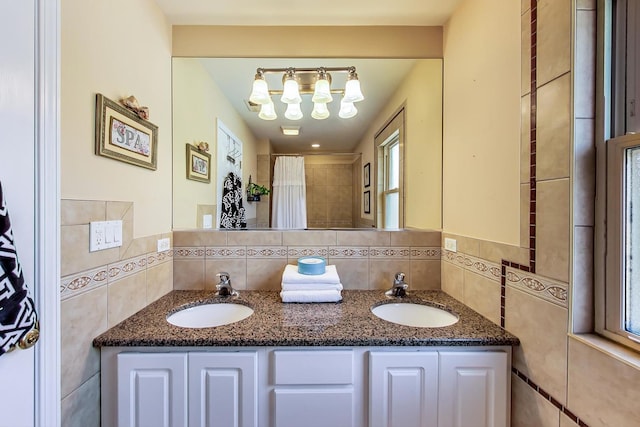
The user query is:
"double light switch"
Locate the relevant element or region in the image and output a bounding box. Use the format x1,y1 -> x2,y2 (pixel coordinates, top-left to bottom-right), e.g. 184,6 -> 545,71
89,220 -> 123,252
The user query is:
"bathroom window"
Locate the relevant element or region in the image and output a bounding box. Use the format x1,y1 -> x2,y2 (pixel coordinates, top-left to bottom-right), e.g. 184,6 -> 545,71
596,0 -> 640,350
374,108 -> 405,229
382,136 -> 400,228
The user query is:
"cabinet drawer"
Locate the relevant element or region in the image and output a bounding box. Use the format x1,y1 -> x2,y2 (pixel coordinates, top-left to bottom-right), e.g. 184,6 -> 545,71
273,350 -> 353,385
273,388 -> 355,427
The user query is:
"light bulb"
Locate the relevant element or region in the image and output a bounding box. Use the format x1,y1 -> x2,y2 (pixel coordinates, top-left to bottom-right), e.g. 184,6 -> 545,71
284,103 -> 303,120
338,99 -> 358,119
249,75 -> 270,105
311,102 -> 330,120
312,77 -> 333,103
258,100 -> 277,120
343,75 -> 364,103
281,75 -> 302,104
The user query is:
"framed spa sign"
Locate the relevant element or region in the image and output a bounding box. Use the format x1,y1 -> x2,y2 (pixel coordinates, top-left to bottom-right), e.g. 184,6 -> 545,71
95,94 -> 158,170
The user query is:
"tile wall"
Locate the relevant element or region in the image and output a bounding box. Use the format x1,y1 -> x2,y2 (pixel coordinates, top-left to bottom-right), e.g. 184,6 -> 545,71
173,229 -> 442,291
59,200 -> 173,427
305,163 -> 355,228
442,1 -> 640,426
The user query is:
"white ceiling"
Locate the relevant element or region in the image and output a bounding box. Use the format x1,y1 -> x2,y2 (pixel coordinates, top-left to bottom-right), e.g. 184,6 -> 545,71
158,1 -> 461,153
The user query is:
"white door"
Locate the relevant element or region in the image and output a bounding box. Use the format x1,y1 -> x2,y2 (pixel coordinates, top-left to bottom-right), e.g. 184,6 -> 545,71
369,351 -> 439,427
0,0 -> 60,426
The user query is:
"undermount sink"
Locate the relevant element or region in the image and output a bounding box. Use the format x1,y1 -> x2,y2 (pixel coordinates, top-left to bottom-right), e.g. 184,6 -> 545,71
167,303 -> 254,328
371,302 -> 459,328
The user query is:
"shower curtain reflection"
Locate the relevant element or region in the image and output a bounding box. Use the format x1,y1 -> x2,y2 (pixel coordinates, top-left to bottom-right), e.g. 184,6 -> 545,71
271,156 -> 307,229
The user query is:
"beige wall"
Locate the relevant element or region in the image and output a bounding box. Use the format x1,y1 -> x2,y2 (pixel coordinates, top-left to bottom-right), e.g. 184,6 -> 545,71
355,60 -> 443,229
61,0 -> 172,238
442,0 -> 521,245
172,58 -> 260,229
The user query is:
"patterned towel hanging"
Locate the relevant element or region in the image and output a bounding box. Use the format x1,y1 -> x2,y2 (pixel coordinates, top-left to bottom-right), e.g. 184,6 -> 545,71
220,172 -> 247,229
0,181 -> 39,356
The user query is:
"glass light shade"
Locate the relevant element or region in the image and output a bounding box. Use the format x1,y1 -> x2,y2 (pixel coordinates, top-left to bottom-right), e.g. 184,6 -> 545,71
284,103 -> 303,120
249,78 -> 271,105
258,100 -> 277,120
281,78 -> 302,104
343,78 -> 364,103
338,100 -> 358,119
312,78 -> 333,103
311,102 -> 330,120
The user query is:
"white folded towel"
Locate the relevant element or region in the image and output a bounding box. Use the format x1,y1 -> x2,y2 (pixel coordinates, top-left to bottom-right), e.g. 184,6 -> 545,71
282,264 -> 341,284
281,282 -> 344,292
280,290 -> 343,303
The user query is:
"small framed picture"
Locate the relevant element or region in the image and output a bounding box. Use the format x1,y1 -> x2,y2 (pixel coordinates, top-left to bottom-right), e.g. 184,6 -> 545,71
364,190 -> 371,214
364,162 -> 371,188
95,94 -> 158,170
186,144 -> 211,183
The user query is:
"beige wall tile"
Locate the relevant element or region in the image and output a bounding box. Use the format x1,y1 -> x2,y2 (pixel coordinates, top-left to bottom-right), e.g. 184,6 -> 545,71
511,374 -> 560,427
61,287 -> 107,397
441,261 -> 464,302
173,230 -> 227,246
282,230 -> 337,246
478,239 -> 529,265
119,234 -> 156,261
560,413 -> 580,427
521,0 -> 530,14
537,0 -> 571,86
410,259 -> 441,290
331,259 -> 369,290
521,9 -> 531,97
173,259 -> 205,290
61,373 -> 100,427
227,230 -> 282,246
107,271 -> 147,328
106,200 -> 133,221
536,179 -> 570,282
61,224 -> 119,277
369,259 -> 411,290
61,200 -> 105,226
391,229 -> 441,246
205,259 -> 247,291
537,73 -> 571,181
463,271 -> 501,325
521,94 -> 531,184
245,259 -> 288,290
337,230 -> 391,246
574,118 -> 595,227
572,227 -> 594,333
146,260 -> 173,303
506,287 -> 568,403
568,337 -> 640,427
442,233 -> 480,257
575,9 -> 596,119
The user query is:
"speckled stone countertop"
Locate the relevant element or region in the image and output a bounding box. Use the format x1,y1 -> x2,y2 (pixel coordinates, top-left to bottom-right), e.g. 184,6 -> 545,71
93,290 -> 519,348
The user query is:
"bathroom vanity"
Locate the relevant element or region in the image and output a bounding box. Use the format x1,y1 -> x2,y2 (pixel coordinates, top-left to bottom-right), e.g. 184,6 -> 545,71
94,290 -> 519,427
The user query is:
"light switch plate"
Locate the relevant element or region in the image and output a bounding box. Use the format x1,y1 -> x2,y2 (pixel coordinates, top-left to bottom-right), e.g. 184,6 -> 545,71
203,214 -> 213,229
157,238 -> 171,252
90,220 -> 123,252
444,237 -> 457,252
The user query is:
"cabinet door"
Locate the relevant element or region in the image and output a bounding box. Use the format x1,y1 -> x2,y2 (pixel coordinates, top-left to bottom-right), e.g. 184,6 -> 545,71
438,351 -> 508,427
273,388 -> 355,427
188,352 -> 258,427
117,352 -> 188,427
369,351 -> 439,427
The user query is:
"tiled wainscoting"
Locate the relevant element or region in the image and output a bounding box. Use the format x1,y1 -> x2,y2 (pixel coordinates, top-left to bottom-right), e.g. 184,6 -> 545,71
172,229 -> 442,291
59,200 -> 174,427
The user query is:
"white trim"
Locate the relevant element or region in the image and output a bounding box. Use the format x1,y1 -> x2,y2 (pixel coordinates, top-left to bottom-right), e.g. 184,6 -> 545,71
35,0 -> 60,424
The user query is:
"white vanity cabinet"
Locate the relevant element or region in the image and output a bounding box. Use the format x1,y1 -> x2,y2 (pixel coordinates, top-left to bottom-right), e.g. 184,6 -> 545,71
102,346 -> 510,427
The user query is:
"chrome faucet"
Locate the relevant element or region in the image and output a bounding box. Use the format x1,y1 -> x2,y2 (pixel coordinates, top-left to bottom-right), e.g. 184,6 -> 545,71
215,272 -> 238,297
385,272 -> 409,297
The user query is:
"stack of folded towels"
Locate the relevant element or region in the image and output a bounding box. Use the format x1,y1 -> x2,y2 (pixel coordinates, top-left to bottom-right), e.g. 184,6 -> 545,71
280,262 -> 343,303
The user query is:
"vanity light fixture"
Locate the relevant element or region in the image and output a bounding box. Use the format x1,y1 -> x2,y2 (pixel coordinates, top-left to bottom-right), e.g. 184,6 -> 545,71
248,66 -> 364,120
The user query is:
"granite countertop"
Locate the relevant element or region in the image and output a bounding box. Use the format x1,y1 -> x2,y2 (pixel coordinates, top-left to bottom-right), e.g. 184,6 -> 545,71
93,290 -> 519,348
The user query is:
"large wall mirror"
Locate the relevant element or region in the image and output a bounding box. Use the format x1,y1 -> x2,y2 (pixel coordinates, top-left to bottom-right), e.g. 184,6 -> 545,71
172,57 -> 442,231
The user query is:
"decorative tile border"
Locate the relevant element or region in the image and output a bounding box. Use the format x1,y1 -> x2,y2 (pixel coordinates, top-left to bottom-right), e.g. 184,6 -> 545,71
441,250 -> 501,282
505,266 -> 568,307
173,247 -> 206,259
410,247 -> 441,260
287,247 -> 329,258
206,247 -> 246,258
369,247 -> 410,258
246,246 -> 288,258
60,249 -> 174,301
328,247 -> 369,259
